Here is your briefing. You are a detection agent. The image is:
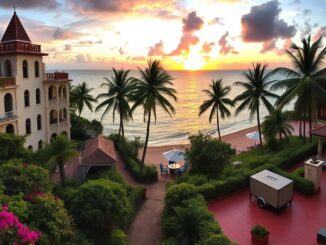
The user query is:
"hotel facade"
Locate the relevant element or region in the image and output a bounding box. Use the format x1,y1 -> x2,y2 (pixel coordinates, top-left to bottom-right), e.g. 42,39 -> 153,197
0,11 -> 71,150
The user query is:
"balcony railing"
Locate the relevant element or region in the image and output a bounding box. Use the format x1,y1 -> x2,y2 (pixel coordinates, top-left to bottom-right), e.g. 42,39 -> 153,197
60,120 -> 68,128
50,123 -> 58,131
0,110 -> 17,122
0,77 -> 16,87
45,72 -> 69,81
49,99 -> 58,106
59,98 -> 67,106
0,41 -> 41,53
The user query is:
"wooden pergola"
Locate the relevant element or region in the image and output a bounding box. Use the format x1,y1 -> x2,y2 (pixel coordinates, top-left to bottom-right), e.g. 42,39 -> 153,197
310,126 -> 326,156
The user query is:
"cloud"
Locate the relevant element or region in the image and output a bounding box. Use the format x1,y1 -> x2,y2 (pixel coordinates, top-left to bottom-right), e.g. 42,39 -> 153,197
313,26 -> 326,41
302,9 -> 311,16
148,40 -> 165,56
119,47 -> 124,55
0,0 -> 58,9
182,11 -> 204,32
241,0 -> 296,42
75,53 -> 93,63
169,11 -> 204,56
260,38 -> 293,55
69,0 -> 136,13
261,40 -> 276,53
201,42 -> 215,54
218,32 -> 238,55
53,28 -> 85,40
209,17 -> 224,26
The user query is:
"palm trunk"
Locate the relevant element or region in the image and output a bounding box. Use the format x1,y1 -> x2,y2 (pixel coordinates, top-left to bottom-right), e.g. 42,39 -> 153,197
309,98 -> 312,142
216,108 -> 221,140
121,115 -> 125,139
257,107 -> 263,151
58,161 -> 65,187
299,118 -> 302,138
141,109 -> 151,172
303,109 -> 306,144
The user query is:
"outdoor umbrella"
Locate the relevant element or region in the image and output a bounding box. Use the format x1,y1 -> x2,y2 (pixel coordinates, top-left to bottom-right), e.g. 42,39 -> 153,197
246,131 -> 263,144
162,149 -> 185,162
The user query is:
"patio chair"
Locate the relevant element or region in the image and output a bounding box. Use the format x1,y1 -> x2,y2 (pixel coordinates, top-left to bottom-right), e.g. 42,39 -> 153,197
175,162 -> 189,175
160,163 -> 169,175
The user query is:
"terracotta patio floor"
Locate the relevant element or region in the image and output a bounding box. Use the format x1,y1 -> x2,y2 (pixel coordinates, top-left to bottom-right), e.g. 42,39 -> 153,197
208,170 -> 326,245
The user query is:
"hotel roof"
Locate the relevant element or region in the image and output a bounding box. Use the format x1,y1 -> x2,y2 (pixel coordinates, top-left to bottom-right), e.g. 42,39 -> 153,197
310,126 -> 326,138
1,11 -> 31,43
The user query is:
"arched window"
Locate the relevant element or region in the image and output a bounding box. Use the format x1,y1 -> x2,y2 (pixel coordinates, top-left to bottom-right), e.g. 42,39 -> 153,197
4,60 -> 12,77
28,145 -> 33,151
48,85 -> 57,100
38,140 -> 43,149
23,60 -> 28,78
25,119 -> 31,134
36,88 -> 41,104
51,133 -> 57,142
5,124 -> 14,134
37,115 -> 42,130
50,110 -> 58,124
4,93 -> 13,112
34,61 -> 39,77
24,90 -> 30,107
59,85 -> 67,98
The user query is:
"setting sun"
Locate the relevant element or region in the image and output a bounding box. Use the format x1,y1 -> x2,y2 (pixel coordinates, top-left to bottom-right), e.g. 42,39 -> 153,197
183,53 -> 205,70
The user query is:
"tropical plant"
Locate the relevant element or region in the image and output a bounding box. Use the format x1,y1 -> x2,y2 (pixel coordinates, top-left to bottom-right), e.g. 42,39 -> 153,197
251,224 -> 269,238
262,109 -> 294,144
42,135 -> 78,186
199,79 -> 234,140
0,133 -> 30,164
70,82 -> 97,120
130,60 -> 177,170
95,68 -> 134,139
233,63 -> 279,150
272,36 -> 326,142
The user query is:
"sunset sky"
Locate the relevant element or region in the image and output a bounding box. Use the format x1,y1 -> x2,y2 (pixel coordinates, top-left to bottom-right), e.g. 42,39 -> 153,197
0,0 -> 325,70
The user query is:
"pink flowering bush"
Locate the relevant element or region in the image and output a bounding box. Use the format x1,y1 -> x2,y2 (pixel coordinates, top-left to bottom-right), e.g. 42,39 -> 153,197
0,205 -> 41,244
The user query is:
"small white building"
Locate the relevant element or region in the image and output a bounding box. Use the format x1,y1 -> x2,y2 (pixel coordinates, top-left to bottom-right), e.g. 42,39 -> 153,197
0,11 -> 71,150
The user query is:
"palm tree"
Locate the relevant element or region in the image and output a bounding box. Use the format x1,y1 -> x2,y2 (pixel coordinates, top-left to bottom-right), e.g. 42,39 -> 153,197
233,63 -> 279,150
199,79 -> 234,140
95,68 -> 134,139
70,82 -> 97,120
42,135 -> 78,186
262,109 -> 294,143
272,36 -> 326,142
130,60 -> 177,170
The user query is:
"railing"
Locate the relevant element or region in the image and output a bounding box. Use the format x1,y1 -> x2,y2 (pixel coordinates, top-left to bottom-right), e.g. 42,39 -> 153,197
59,98 -> 67,106
60,120 -> 68,128
50,123 -> 58,131
49,99 -> 57,106
0,110 -> 17,122
45,72 -> 69,81
0,41 -> 41,53
0,77 -> 16,87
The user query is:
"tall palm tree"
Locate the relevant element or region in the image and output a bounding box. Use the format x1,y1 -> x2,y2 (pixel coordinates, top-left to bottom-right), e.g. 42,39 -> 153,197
130,60 -> 177,170
70,82 -> 97,120
272,36 -> 326,142
262,109 -> 294,143
42,135 -> 78,186
95,68 -> 134,139
199,79 -> 234,140
233,63 -> 279,150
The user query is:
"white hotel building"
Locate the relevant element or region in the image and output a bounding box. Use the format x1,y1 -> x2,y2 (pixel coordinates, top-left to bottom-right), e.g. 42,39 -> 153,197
0,11 -> 71,150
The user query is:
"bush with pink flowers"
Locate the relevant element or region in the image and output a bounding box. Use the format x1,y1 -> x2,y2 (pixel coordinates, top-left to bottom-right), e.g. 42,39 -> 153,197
0,205 -> 41,244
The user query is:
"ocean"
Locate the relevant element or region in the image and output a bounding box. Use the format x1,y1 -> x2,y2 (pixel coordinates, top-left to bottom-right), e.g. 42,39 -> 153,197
67,70 -> 289,146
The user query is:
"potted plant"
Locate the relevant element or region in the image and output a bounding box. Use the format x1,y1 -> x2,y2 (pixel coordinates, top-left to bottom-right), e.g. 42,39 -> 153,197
251,224 -> 269,245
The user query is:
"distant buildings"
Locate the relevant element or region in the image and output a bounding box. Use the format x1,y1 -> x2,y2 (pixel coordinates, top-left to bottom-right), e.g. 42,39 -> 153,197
0,11 -> 71,150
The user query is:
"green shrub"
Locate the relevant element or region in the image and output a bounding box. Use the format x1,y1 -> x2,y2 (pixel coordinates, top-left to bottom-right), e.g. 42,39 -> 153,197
0,159 -> 52,195
202,234 -> 233,245
110,229 -> 127,245
251,224 -> 269,238
0,133 -> 31,164
293,167 -> 304,177
186,132 -> 235,178
166,183 -> 202,209
71,127 -> 89,141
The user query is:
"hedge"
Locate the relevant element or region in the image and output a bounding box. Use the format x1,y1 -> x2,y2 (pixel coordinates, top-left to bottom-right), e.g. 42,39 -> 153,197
111,135 -> 157,184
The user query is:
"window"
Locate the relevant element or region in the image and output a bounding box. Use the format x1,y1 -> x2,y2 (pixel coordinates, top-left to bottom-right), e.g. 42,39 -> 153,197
49,110 -> 58,124
36,88 -> 41,104
4,93 -> 13,112
24,90 -> 30,107
25,119 -> 31,134
28,145 -> 33,151
48,86 -> 57,100
34,61 -> 39,77
37,115 -> 42,130
5,124 -> 14,134
23,60 -> 28,78
5,60 -> 12,77
38,140 -> 43,149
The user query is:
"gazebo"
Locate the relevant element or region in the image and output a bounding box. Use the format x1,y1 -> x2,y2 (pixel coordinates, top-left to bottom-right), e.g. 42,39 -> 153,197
310,126 -> 326,157
74,135 -> 116,181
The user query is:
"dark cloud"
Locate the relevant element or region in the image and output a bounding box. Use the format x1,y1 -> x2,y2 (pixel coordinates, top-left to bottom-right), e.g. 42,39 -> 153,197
182,11 -> 204,32
169,11 -> 204,56
218,32 -> 238,55
201,42 -> 215,54
241,0 -> 296,42
53,28 -> 85,40
148,40 -> 165,56
0,0 -> 58,9
69,0 -> 136,13
261,40 -> 276,53
209,17 -> 224,26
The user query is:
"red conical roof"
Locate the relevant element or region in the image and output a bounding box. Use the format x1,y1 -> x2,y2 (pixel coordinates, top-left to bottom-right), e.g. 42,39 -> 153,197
1,12 -> 31,43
